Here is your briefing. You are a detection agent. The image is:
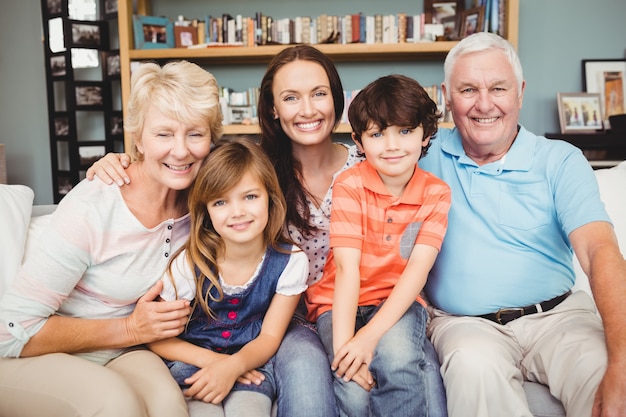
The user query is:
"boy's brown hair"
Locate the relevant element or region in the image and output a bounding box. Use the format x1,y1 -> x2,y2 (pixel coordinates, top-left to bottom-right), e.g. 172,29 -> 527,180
348,74 -> 441,156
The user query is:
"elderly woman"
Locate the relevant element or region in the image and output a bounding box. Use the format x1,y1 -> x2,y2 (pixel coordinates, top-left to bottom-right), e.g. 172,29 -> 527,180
0,60 -> 223,417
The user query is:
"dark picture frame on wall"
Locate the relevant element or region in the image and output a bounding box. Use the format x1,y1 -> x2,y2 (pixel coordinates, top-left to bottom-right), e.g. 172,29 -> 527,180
557,92 -> 604,134
44,0 -> 67,17
79,145 -> 106,166
133,15 -> 174,49
108,111 -> 124,137
53,113 -> 71,137
459,7 -> 484,39
582,59 -> 626,128
50,54 -> 67,78
102,50 -> 120,79
74,82 -> 105,109
69,20 -> 109,49
101,0 -> 118,20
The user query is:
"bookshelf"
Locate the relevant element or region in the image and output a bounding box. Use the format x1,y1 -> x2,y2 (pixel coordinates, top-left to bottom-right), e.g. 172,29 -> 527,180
545,132 -> 626,168
117,0 -> 519,150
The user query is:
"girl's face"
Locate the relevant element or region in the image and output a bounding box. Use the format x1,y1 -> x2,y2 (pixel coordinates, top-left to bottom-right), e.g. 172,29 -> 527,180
272,60 -> 336,147
206,171 -> 269,248
136,104 -> 212,190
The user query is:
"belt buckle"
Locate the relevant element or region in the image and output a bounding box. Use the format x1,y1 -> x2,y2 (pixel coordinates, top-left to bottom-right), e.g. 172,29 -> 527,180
494,307 -> 525,324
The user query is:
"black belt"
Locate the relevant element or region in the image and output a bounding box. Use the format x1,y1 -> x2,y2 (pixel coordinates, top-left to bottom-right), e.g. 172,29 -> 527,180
479,291 -> 572,325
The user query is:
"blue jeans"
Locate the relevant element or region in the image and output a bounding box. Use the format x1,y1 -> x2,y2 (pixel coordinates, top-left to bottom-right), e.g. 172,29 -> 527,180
273,319 -> 339,417
318,302 -> 447,417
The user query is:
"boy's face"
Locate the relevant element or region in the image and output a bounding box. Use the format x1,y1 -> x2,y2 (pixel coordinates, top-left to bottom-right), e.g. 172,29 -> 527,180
353,124 -> 429,191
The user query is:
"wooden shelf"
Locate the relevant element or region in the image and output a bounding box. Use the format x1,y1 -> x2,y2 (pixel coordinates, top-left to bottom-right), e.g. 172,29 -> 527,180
545,132 -> 626,166
118,0 -> 518,148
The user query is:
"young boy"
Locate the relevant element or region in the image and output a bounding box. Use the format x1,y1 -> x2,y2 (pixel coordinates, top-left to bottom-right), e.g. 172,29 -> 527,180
305,74 -> 451,417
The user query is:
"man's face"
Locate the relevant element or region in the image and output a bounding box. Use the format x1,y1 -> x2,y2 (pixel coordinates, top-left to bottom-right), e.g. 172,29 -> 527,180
443,49 -> 525,160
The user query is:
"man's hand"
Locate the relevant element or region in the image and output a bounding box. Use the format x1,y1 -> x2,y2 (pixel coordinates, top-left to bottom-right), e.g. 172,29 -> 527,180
592,362 -> 626,417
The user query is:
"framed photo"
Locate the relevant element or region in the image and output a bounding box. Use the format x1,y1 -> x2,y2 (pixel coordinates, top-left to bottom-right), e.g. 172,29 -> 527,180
74,82 -> 104,109
101,50 -> 120,79
557,92 -> 604,134
459,7 -> 484,39
69,20 -> 108,49
441,15 -> 458,40
101,0 -> 118,20
108,111 -> 124,137
53,114 -> 70,136
424,0 -> 463,25
79,145 -> 106,166
582,59 -> 626,128
50,54 -> 67,78
45,0 -> 67,17
174,25 -> 198,48
133,15 -> 174,49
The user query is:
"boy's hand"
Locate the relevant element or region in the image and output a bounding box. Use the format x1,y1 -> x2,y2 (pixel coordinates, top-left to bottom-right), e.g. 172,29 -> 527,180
351,364 -> 376,392
86,152 -> 131,186
332,332 -> 377,382
236,369 -> 266,385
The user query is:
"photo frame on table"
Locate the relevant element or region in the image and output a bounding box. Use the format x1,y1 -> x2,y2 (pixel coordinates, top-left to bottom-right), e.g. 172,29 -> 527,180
557,92 -> 604,134
69,20 -> 108,49
582,59 -> 626,128
459,7 -> 484,39
133,15 -> 174,49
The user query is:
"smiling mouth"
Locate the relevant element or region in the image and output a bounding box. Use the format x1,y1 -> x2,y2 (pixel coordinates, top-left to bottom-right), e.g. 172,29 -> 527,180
164,163 -> 192,171
296,120 -> 322,130
229,221 -> 252,230
473,117 -> 499,123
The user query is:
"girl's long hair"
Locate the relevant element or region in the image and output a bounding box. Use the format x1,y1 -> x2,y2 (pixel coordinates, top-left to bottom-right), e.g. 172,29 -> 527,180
169,136 -> 292,319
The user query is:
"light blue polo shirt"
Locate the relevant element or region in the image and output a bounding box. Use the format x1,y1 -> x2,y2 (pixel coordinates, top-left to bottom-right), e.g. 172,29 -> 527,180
419,126 -> 611,316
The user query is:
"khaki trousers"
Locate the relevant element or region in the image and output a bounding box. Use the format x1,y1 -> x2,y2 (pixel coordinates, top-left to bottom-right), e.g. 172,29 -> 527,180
428,291 -> 606,417
0,349 -> 188,417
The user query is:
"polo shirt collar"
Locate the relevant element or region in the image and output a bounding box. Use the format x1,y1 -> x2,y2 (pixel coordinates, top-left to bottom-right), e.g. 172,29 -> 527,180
440,125 -> 535,173
358,159 -> 427,204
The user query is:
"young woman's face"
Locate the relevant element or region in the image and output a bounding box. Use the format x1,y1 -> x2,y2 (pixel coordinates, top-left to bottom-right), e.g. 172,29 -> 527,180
136,104 -> 212,190
206,171 -> 269,248
272,60 -> 336,147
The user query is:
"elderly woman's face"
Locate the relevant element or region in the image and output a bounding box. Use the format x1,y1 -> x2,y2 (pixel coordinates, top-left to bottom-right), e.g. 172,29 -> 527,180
135,104 -> 212,190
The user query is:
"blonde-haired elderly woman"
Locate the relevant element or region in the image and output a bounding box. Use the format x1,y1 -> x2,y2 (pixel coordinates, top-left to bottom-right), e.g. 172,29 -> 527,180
0,60 -> 222,417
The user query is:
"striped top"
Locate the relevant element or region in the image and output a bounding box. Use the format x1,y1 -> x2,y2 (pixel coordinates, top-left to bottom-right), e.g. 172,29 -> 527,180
305,160 -> 451,321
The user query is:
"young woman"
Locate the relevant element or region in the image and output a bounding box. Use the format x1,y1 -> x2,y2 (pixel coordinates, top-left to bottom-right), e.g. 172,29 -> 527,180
149,137 -> 308,417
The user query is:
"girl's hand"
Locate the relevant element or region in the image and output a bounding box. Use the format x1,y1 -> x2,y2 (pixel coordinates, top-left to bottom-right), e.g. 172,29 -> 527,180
124,281 -> 191,345
184,357 -> 241,404
86,152 -> 131,186
237,369 -> 266,385
351,363 -> 376,392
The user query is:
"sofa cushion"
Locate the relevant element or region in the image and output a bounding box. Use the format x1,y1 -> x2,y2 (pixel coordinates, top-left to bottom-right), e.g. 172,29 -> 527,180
0,184 -> 33,297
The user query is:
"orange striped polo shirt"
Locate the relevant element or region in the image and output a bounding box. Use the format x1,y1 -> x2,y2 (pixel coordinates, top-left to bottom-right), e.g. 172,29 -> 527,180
305,160 -> 451,322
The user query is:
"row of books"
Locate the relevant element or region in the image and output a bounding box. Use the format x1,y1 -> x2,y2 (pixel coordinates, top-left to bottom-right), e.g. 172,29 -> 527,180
219,84 -> 451,126
174,12 -> 464,49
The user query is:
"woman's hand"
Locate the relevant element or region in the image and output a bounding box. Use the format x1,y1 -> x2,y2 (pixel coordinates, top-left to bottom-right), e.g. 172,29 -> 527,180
124,281 -> 191,345
86,153 -> 132,186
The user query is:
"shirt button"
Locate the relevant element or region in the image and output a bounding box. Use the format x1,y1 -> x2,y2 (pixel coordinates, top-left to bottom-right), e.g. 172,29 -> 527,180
229,298 -> 240,305
222,331 -> 231,338
8,322 -> 14,328
228,311 -> 237,320
387,218 -> 393,223
386,235 -> 392,241
168,225 -> 173,230
165,238 -> 170,243
164,253 -> 169,257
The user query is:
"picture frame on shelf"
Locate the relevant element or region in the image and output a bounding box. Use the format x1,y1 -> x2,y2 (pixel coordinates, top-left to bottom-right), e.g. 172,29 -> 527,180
174,25 -> 198,48
459,7 -> 484,39
133,15 -> 174,49
441,15 -> 458,40
424,0 -> 463,25
69,20 -> 108,49
557,92 -> 604,134
74,82 -> 104,109
582,59 -> 626,128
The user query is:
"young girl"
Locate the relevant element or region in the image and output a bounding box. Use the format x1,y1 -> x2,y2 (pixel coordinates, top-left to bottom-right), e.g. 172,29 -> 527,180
148,136 -> 309,417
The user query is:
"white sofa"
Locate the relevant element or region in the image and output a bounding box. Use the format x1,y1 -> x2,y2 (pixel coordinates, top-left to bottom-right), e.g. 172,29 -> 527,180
1,161 -> 625,417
